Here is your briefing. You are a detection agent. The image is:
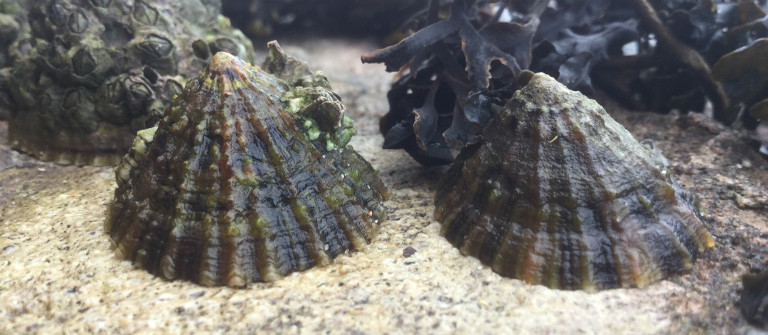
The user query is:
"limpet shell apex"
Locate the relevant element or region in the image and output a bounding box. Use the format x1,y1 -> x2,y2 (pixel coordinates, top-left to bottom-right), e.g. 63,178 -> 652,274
435,73 -> 713,291
105,50 -> 387,287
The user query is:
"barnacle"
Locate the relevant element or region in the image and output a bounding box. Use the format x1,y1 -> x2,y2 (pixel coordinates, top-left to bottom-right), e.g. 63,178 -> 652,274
105,47 -> 387,287
4,0 -> 254,165
434,73 -> 713,291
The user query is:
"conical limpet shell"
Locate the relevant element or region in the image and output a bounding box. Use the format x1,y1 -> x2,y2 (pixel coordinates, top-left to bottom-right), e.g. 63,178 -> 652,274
434,73 -> 713,291
105,49 -> 387,287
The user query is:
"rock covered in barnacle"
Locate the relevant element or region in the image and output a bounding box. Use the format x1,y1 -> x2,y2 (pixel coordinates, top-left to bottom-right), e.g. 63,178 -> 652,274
4,0 -> 254,166
105,48 -> 387,287
0,0 -> 27,120
434,73 -> 714,291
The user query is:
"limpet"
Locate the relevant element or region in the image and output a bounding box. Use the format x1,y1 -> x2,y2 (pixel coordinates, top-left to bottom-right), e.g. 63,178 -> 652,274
105,46 -> 387,287
435,73 -> 713,291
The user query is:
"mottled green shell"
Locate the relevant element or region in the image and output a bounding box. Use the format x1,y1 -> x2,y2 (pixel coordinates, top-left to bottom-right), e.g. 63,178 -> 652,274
435,73 -> 713,291
105,52 -> 387,287
4,0 -> 254,165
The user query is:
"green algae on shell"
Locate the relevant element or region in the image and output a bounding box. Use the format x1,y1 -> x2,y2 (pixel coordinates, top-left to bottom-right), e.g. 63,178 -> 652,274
4,0 -> 254,166
105,49 -> 388,287
434,73 -> 714,291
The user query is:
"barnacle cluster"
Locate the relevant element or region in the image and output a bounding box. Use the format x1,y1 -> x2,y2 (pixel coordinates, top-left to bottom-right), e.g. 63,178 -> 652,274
2,0 -> 254,165
0,0 -> 28,120
434,74 -> 714,290
105,45 -> 387,287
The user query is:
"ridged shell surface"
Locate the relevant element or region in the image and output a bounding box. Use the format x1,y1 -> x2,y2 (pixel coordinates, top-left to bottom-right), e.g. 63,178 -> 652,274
105,51 -> 387,287
434,73 -> 713,291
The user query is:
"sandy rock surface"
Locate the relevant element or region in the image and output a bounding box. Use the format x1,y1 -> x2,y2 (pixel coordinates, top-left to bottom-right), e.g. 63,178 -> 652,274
1,38 -> 767,334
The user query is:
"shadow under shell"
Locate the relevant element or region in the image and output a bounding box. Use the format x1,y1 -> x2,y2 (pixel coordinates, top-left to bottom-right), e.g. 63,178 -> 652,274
435,73 -> 713,291
105,52 -> 387,287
